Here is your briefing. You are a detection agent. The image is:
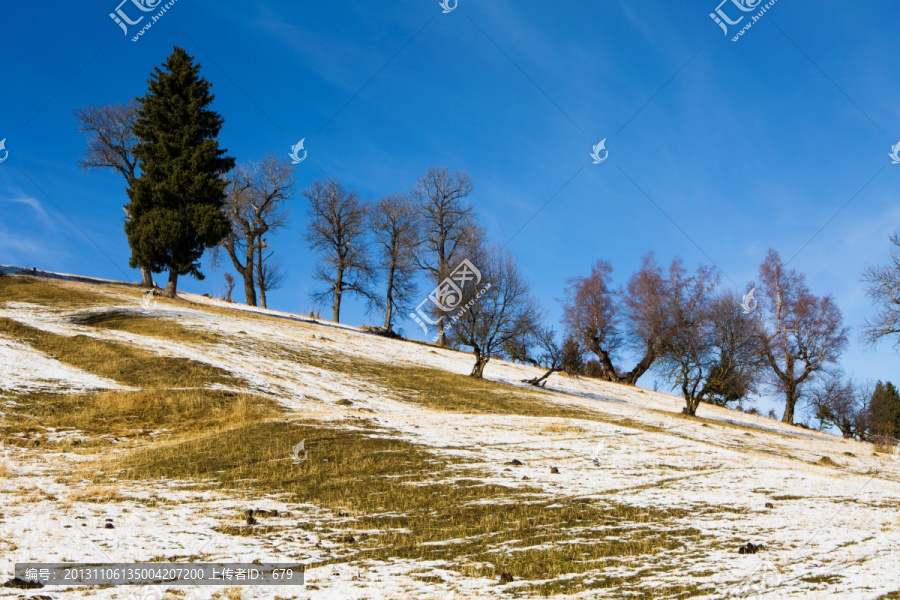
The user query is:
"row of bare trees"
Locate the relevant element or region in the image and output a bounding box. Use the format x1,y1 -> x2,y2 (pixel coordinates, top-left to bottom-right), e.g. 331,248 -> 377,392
74,97 -> 898,427
302,168 -> 483,337
556,250 -> 848,422
302,168 -> 546,379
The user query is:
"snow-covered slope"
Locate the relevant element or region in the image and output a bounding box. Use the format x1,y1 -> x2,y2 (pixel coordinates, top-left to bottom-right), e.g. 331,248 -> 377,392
0,270 -> 898,600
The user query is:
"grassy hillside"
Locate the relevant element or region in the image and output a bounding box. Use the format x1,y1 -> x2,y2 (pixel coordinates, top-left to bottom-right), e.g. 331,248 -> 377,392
0,271 -> 898,599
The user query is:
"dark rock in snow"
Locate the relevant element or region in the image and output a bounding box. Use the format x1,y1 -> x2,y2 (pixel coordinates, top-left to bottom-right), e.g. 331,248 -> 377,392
738,542 -> 764,554
3,577 -> 43,589
499,573 -> 514,584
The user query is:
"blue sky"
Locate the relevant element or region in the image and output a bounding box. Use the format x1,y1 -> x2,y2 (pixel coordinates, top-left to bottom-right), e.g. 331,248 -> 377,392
1,0 -> 899,417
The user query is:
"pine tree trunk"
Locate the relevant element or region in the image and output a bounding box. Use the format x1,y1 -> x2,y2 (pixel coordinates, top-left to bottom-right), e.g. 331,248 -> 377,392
163,268 -> 179,298
139,266 -> 155,288
259,288 -> 267,309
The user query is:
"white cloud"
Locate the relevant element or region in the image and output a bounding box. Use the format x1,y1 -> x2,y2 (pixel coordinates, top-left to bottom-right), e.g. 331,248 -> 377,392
0,193 -> 52,226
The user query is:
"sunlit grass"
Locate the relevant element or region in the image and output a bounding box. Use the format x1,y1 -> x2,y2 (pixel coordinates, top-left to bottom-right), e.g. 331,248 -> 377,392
0,275 -> 121,307
75,309 -> 223,345
106,420 -> 712,593
2,389 -> 280,450
0,317 -> 238,389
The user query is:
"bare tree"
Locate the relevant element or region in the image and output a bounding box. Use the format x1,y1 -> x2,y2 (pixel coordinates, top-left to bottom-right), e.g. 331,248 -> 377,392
74,102 -> 154,287
562,254 -> 681,386
522,328 -> 584,387
561,260 -> 623,381
371,194 -> 420,332
219,156 -> 293,306
658,282 -> 764,416
701,291 -> 766,407
811,376 -> 870,440
450,246 -> 541,378
303,178 -> 375,323
413,167 -> 482,346
223,273 -> 235,302
621,254 -> 679,385
862,233 -> 900,349
754,249 -> 849,424
255,238 -> 286,309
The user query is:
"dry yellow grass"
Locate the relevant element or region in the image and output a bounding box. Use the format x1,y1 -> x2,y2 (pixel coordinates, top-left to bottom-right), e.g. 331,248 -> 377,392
211,588 -> 244,600
0,274 -> 721,596
76,309 -> 223,345
104,419 -> 711,590
539,421 -> 589,435
3,389 -> 281,451
0,317 -> 239,389
0,274 -> 121,307
67,484 -> 125,504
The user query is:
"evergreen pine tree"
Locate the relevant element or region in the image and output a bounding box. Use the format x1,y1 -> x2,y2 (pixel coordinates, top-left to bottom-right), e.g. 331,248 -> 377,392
127,46 -> 234,297
869,381 -> 900,438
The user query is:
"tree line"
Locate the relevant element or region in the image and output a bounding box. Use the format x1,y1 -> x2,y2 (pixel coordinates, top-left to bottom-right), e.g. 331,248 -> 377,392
73,46 -> 900,441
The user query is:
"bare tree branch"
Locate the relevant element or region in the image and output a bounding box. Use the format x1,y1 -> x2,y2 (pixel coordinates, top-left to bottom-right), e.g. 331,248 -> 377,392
755,249 -> 849,424
371,193 -> 420,332
220,155 -> 294,306
303,178 -> 376,323
74,101 -> 154,287
450,245 -> 541,378
412,167 -> 482,346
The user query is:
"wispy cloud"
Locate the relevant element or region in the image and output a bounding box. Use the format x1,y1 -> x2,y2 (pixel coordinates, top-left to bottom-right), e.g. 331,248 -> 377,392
0,193 -> 53,227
